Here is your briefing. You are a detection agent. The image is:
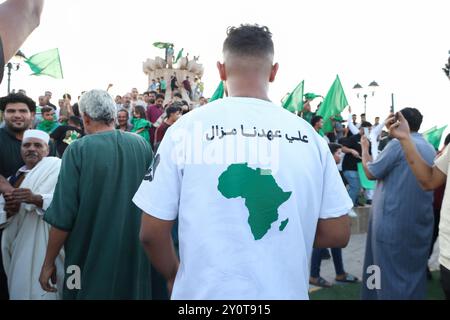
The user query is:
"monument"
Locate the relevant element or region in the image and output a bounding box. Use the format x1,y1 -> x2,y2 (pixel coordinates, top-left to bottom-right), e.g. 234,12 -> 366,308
143,42 -> 205,105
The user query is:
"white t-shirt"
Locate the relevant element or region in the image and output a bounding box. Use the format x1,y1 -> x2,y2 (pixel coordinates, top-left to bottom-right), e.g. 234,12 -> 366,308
133,97 -> 353,300
434,146 -> 450,270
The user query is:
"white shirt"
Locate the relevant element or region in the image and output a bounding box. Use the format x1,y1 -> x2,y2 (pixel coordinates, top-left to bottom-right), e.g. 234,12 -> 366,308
133,97 -> 352,300
435,146 -> 450,270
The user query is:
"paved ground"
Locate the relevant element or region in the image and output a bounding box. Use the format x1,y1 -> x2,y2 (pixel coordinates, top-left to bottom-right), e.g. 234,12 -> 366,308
309,233 -> 440,290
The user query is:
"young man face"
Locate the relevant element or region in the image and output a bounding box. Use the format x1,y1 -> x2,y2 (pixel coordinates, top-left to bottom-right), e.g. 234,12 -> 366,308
155,97 -> 164,107
3,103 -> 34,132
333,148 -> 343,165
169,111 -> 182,122
42,110 -> 55,121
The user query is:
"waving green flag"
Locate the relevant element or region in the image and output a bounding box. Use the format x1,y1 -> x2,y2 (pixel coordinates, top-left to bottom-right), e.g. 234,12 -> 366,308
175,48 -> 184,63
316,75 -> 348,133
153,42 -> 173,49
209,81 -> 224,102
422,126 -> 437,137
282,80 -> 304,113
25,48 -> 63,79
424,125 -> 448,150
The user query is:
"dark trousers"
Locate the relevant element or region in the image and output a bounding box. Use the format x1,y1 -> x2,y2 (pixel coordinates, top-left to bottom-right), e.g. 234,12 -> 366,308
0,229 -> 9,300
311,248 -> 345,278
441,264 -> 450,300
429,208 -> 441,258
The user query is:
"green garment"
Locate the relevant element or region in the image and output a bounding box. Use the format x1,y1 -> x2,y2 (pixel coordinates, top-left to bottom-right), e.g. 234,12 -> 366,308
160,79 -> 167,90
132,118 -> 151,143
44,130 -> 153,299
37,120 -> 59,134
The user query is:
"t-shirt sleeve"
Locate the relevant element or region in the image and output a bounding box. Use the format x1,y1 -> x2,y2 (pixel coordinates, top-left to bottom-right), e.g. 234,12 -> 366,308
367,138 -> 401,179
43,144 -> 80,231
435,145 -> 450,175
318,140 -> 354,219
133,126 -> 182,221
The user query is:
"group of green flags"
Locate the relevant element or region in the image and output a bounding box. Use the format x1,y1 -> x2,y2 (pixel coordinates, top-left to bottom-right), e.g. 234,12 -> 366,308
282,75 -> 348,134
16,46 -> 450,150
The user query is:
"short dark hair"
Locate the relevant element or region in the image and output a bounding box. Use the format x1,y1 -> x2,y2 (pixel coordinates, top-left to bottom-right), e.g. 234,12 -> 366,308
0,93 -> 36,112
149,91 -> 158,96
41,106 -> 53,114
174,92 -> 182,99
223,24 -> 274,59
117,108 -> 129,119
155,94 -> 165,101
68,116 -> 82,127
400,107 -> 423,132
166,105 -> 181,118
444,133 -> 450,147
311,115 -> 323,127
134,105 -> 147,119
360,113 -> 366,117
329,143 -> 342,155
361,121 -> 372,128
63,93 -> 71,100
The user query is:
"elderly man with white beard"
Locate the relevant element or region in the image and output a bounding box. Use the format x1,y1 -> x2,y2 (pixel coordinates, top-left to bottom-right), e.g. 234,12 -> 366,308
0,129 -> 64,300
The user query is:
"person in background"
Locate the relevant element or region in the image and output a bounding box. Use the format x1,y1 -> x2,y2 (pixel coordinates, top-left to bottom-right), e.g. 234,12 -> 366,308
310,143 -> 360,288
131,105 -> 151,143
37,107 -> 59,134
50,116 -> 83,158
153,105 -> 182,151
116,109 -> 132,132
360,108 -> 435,300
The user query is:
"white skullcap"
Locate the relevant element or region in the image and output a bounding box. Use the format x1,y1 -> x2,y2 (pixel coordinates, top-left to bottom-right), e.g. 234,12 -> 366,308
22,129 -> 50,145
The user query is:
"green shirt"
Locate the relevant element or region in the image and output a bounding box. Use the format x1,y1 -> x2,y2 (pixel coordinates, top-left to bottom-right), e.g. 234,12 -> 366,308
160,79 -> 167,90
131,118 -> 151,143
37,119 -> 60,134
44,130 -> 153,299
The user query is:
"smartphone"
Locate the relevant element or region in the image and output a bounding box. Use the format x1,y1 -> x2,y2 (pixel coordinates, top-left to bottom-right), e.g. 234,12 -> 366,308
363,127 -> 369,137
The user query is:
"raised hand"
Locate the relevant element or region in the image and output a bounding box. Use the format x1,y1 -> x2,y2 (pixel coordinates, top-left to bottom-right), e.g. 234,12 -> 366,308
388,112 -> 411,141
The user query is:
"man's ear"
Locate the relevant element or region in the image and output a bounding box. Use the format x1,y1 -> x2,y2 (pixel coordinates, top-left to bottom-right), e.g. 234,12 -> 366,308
269,63 -> 279,83
217,61 -> 227,81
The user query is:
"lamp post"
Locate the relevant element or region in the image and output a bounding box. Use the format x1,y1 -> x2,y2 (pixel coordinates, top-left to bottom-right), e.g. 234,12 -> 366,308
5,50 -> 27,94
352,81 -> 379,115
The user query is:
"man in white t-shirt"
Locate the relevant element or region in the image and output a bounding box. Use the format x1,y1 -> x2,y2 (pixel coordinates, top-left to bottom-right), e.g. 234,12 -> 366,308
133,24 -> 352,300
387,111 -> 450,300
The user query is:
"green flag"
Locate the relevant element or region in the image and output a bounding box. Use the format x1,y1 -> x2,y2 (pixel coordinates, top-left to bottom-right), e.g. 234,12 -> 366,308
317,75 -> 348,133
25,48 -> 63,79
209,82 -> 224,102
421,126 -> 437,137
282,80 -> 304,113
153,42 -> 173,49
175,48 -> 184,63
424,125 -> 448,150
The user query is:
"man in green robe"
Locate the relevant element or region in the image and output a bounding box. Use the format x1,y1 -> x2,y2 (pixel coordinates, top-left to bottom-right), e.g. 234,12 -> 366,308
39,90 -> 153,299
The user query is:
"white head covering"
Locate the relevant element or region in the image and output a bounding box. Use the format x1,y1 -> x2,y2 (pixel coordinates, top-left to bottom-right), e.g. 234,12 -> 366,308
22,129 -> 50,145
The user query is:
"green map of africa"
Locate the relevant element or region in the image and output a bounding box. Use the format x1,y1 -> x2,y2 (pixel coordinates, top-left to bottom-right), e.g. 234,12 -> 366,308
217,163 -> 292,240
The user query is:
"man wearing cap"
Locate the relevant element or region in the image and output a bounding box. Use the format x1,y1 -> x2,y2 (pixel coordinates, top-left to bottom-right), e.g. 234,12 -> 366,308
0,130 -> 64,300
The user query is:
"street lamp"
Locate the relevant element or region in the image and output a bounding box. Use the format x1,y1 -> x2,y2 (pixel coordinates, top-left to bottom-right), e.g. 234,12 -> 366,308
352,81 -> 379,115
5,50 -> 27,94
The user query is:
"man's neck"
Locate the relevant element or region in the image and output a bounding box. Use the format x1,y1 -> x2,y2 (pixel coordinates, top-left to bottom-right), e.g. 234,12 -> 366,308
165,119 -> 174,126
226,78 -> 271,102
87,124 -> 115,135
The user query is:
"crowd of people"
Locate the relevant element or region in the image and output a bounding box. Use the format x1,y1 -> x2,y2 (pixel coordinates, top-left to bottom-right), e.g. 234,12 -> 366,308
1,19 -> 450,301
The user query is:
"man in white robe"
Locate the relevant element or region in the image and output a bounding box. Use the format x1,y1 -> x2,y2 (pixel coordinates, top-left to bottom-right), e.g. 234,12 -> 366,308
0,130 -> 64,300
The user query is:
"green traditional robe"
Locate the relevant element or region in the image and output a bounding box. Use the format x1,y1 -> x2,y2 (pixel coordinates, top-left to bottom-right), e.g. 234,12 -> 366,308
44,130 -> 153,299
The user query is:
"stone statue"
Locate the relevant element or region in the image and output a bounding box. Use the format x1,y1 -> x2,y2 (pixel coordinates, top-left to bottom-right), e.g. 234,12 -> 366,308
166,45 -> 174,69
